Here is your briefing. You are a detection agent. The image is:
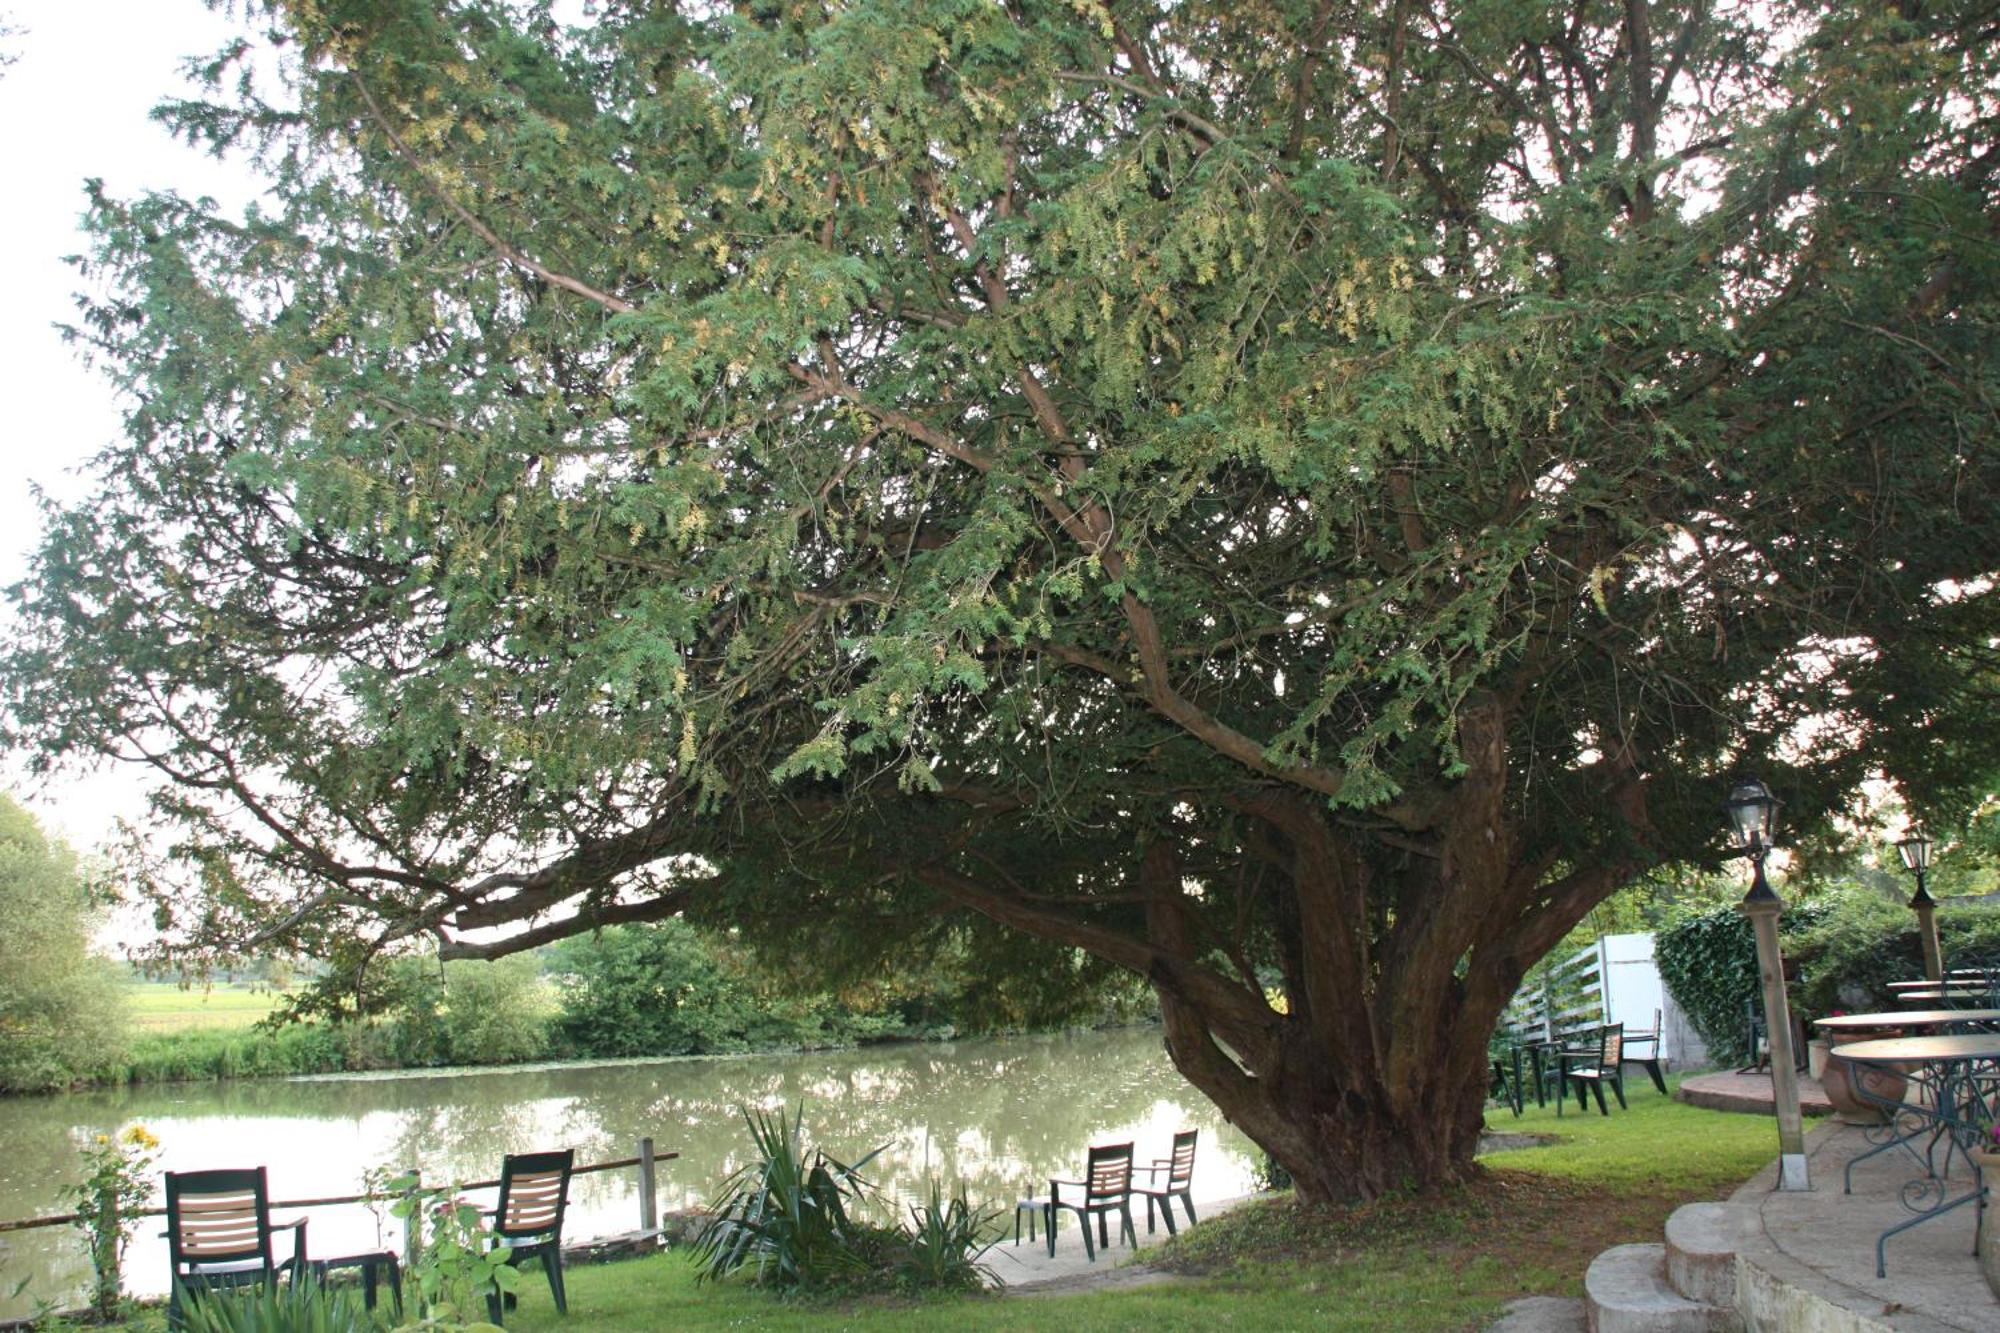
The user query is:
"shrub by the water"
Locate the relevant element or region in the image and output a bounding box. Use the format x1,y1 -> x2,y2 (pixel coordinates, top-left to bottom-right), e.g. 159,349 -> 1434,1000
693,1103 -> 997,1293
0,796 -> 128,1092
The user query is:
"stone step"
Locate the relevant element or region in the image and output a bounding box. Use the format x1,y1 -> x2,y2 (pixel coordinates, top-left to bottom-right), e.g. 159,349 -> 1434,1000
1662,1202 -> 1760,1307
1584,1243 -> 1741,1333
1487,1295 -> 1589,1332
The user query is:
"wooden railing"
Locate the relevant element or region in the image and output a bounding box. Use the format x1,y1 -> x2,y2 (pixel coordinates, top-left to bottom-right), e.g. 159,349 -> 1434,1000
0,1137 -> 677,1241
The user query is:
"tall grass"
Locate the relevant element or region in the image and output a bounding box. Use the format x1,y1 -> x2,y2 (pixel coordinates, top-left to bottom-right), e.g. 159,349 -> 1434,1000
94,1025 -> 352,1085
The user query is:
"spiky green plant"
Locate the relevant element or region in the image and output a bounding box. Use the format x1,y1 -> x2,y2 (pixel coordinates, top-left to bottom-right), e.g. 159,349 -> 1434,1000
898,1180 -> 999,1292
172,1278 -> 382,1333
691,1103 -> 886,1288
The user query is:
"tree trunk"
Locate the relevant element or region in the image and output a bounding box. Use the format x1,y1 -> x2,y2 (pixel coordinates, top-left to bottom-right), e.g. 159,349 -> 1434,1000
1155,979 -> 1493,1202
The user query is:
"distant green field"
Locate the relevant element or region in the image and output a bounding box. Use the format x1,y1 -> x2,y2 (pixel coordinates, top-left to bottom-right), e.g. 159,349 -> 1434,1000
121,980 -> 285,1032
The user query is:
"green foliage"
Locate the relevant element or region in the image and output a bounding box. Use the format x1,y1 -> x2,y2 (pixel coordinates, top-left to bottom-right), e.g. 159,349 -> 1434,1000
1657,898 -> 1842,1063
174,1277 -> 382,1333
303,955 -> 551,1069
0,794 -> 128,1091
896,1182 -> 999,1293
549,922 -> 826,1058
1788,890 -> 2000,1017
69,1124 -> 158,1320
388,1172 -> 516,1328
107,1023 -> 350,1084
693,1104 -> 887,1289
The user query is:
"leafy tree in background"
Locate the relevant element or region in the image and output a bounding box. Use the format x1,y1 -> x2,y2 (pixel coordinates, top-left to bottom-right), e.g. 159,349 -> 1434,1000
0,794 -> 127,1090
5,1 -> 1998,1198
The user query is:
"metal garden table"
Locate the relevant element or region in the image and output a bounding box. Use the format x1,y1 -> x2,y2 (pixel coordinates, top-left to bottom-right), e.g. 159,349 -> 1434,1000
1834,1032 -> 2000,1276
1813,1010 -> 2000,1126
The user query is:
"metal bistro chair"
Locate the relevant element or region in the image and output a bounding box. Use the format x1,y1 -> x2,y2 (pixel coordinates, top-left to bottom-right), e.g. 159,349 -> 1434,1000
484,1149 -> 574,1326
1133,1129 -> 1199,1236
164,1166 -> 307,1323
1044,1141 -> 1138,1261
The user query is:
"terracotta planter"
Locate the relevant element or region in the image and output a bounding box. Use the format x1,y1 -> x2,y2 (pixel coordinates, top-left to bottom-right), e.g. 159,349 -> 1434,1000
1970,1147 -> 2000,1300
1818,1042 -> 1905,1126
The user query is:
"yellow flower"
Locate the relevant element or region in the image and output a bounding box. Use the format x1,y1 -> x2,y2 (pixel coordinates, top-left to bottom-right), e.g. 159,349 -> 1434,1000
121,1125 -> 160,1150
94,1134 -> 110,1145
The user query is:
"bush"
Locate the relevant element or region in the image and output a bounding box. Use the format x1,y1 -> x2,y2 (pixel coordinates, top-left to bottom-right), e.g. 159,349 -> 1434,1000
1655,900 -> 1829,1066
349,954 -> 552,1068
1789,889 -> 2000,1016
898,1181 -> 999,1292
692,1103 -> 997,1294
548,922 -> 890,1058
0,795 -> 128,1091
1659,890 -> 2000,1063
693,1103 -> 888,1289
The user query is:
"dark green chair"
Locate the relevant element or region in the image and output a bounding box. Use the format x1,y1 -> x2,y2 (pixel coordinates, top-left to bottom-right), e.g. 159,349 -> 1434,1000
1557,1023 -> 1627,1116
1134,1129 -> 1199,1236
1045,1141 -> 1137,1261
483,1148 -> 573,1325
164,1166 -> 306,1324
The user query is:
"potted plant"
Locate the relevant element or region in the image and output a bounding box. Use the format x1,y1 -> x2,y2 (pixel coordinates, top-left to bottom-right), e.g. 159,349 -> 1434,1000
1970,1124 -> 2000,1298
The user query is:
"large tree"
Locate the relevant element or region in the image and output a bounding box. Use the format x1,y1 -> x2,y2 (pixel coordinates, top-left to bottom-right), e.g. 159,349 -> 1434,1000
6,0 -> 1998,1198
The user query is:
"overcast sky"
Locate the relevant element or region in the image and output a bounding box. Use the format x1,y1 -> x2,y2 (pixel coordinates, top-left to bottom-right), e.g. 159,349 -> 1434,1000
1,0 -> 262,852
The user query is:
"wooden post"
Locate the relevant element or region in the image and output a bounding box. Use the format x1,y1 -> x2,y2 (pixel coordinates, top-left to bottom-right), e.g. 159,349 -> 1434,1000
1743,891 -> 1809,1190
403,1170 -> 423,1269
637,1137 -> 658,1234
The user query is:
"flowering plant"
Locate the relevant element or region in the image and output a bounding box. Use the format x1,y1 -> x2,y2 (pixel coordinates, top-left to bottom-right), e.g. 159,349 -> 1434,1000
69,1125 -> 159,1320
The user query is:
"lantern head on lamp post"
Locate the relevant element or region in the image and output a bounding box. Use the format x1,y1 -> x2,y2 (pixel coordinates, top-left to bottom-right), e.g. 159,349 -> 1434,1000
1724,778 -> 1784,906
1895,825 -> 1944,983
1896,828 -> 1936,908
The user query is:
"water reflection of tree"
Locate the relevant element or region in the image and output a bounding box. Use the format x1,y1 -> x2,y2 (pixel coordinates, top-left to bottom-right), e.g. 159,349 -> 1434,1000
0,1029 -> 1254,1318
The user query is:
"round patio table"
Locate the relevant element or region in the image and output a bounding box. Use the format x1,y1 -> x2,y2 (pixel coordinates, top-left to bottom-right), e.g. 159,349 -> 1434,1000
1812,1011 -> 2000,1124
1832,1032 -> 2000,1277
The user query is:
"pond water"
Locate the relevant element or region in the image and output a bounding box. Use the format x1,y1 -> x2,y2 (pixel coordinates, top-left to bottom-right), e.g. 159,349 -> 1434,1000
0,1027 -> 1256,1317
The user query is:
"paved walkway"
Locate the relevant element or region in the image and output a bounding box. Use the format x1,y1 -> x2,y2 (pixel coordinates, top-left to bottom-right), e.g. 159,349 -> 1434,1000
987,1192 -> 1258,1290
1727,1117 -> 1993,1330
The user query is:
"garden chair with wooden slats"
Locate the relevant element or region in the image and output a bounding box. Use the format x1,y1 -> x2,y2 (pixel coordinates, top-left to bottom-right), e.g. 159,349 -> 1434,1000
1621,1008 -> 1669,1094
1556,1023 -> 1628,1116
163,1166 -> 307,1324
483,1148 -> 574,1326
1133,1129 -> 1199,1236
1043,1141 -> 1138,1261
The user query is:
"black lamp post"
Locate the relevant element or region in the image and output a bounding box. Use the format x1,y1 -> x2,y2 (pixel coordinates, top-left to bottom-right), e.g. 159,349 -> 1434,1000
1895,827 -> 1942,983
1725,778 -> 1808,1190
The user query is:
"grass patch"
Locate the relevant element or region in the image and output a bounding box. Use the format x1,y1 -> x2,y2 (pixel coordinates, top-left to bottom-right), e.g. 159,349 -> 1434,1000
98,1075 -> 1774,1331
492,1074 -> 1771,1331
122,981 -> 283,1033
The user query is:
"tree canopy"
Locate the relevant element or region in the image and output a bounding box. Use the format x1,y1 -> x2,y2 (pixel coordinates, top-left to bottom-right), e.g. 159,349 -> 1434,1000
6,0 -> 1998,1197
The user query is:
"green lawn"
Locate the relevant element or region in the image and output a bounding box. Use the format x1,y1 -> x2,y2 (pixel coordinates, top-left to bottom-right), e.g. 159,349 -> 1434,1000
479,1076 -> 1779,1333
121,980 -> 284,1032
95,1077 -> 1774,1331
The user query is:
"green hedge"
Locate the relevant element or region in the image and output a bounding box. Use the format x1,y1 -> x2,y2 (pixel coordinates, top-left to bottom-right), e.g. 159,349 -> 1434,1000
1789,892 -> 2000,1016
1659,890 -> 2000,1065
1655,901 -> 1828,1066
